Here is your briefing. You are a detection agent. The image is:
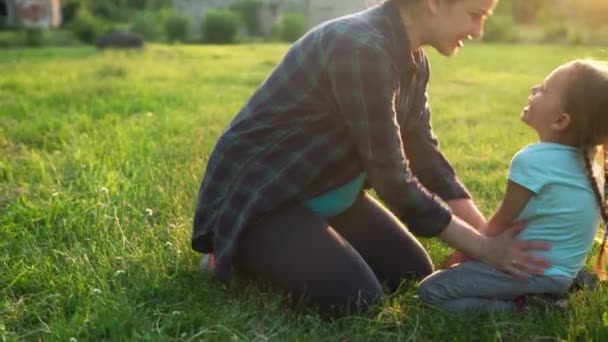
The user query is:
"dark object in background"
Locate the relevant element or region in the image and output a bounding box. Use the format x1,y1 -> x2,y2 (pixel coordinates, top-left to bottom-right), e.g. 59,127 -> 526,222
570,269 -> 601,291
95,32 -> 144,50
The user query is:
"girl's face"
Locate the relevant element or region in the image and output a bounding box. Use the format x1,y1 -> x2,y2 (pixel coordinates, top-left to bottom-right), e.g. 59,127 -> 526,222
521,64 -> 574,137
429,0 -> 498,56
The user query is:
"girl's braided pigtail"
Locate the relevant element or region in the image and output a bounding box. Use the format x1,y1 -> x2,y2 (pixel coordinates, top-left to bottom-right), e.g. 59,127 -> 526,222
595,146 -> 608,280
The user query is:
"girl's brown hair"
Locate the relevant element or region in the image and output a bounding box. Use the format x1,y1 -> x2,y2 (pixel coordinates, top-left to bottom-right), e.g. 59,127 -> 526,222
563,60 -> 608,279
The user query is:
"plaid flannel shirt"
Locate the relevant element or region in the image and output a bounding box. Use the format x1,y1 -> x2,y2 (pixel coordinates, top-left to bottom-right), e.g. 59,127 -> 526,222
192,1 -> 471,280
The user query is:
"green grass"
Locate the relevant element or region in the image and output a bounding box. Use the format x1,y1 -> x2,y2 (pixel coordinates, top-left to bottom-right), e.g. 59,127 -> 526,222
2,43 -> 608,340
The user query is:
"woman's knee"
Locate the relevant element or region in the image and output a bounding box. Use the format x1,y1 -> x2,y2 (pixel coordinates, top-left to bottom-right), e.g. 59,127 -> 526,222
415,256 -> 434,280
316,278 -> 384,315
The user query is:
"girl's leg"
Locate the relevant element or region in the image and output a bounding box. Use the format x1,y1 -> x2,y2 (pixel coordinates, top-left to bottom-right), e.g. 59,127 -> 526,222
233,202 -> 383,315
417,261 -> 571,313
328,193 -> 434,292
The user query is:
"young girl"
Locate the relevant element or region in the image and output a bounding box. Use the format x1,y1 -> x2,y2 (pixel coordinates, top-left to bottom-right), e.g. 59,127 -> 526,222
417,60 -> 608,313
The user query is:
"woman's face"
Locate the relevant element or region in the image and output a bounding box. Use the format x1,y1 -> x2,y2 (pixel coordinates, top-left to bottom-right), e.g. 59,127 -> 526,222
430,0 -> 498,56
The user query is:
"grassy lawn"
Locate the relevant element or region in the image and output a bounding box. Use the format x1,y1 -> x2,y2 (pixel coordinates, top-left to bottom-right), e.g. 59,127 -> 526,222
2,43 -> 608,340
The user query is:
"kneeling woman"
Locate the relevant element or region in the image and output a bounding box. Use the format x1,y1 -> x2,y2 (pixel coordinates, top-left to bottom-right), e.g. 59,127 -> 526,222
191,0 -> 549,315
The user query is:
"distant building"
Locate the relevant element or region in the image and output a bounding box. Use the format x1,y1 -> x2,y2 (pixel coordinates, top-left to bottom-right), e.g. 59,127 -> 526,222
1,0 -> 61,28
173,0 -> 371,37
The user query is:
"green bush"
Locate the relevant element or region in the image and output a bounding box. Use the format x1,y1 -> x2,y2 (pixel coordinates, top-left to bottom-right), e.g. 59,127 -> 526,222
131,11 -> 164,42
584,25 -> 608,46
165,13 -> 189,43
126,0 -> 147,10
230,0 -> 262,36
202,9 -> 238,44
567,29 -> 585,46
543,24 -> 568,43
511,0 -> 544,24
483,15 -> 516,42
71,10 -> 105,44
90,2 -> 119,20
23,28 -> 44,47
0,31 -> 22,48
277,13 -> 307,42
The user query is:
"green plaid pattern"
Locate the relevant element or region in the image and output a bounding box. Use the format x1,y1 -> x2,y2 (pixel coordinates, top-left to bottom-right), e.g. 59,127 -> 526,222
192,1 -> 470,280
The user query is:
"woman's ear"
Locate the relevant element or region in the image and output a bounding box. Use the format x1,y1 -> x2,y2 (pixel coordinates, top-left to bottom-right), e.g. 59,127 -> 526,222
424,0 -> 442,15
551,113 -> 571,131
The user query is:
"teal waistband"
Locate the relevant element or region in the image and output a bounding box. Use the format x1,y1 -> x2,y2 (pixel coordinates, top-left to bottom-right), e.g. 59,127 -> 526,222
304,172 -> 367,219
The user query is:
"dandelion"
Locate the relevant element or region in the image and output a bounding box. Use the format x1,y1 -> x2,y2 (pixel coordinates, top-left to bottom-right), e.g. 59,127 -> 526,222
92,288 -> 102,295
69,338 -> 77,342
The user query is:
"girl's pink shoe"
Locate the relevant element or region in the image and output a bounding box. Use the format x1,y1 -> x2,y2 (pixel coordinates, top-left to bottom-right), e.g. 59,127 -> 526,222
199,254 -> 215,272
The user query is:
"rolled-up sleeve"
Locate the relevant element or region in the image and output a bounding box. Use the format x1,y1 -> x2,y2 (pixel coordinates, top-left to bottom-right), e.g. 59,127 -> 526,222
327,39 -> 451,236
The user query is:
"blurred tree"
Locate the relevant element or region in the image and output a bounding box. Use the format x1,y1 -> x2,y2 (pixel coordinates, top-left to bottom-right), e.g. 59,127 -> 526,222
131,11 -> 164,41
511,0 -> 544,24
71,8 -> 105,44
90,2 -> 119,20
61,0 -> 83,25
126,0 -> 147,10
230,0 -> 262,36
578,0 -> 608,29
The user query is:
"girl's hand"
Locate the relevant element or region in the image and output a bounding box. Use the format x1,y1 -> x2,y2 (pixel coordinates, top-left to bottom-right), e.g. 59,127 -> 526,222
482,222 -> 551,278
439,250 -> 473,269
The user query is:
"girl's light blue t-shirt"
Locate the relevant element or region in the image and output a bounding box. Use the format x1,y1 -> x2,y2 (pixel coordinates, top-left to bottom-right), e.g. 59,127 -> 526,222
510,143 -> 601,278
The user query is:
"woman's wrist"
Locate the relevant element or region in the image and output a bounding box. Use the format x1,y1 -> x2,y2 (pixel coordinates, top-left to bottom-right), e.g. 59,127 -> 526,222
438,215 -> 490,261
447,198 -> 487,230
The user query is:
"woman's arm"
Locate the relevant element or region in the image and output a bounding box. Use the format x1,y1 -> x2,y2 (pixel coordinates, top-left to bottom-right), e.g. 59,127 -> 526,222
441,181 -> 533,268
438,215 -> 551,278
446,198 -> 487,229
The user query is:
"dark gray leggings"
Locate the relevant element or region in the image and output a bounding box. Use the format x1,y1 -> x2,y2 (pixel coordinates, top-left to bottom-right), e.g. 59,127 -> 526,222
233,193 -> 434,314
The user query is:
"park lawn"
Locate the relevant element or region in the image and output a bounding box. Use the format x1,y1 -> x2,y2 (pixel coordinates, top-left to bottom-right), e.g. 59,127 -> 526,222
1,43 -> 608,340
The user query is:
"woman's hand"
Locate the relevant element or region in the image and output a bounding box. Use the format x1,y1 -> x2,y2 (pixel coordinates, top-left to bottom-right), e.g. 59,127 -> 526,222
481,222 -> 551,278
439,216 -> 551,277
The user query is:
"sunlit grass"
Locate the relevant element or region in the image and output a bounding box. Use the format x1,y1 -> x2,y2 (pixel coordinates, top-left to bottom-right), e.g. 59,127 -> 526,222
2,43 -> 608,340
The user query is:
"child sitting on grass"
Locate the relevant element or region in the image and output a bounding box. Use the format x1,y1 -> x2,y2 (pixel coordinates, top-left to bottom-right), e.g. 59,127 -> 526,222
418,59 -> 608,313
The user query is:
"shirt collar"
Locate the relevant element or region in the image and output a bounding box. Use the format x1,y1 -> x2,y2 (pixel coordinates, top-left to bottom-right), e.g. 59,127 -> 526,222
379,0 -> 419,71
